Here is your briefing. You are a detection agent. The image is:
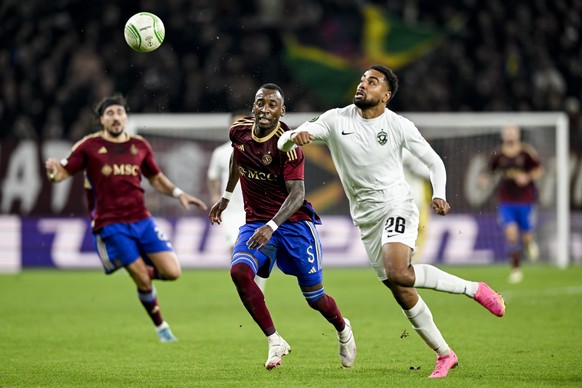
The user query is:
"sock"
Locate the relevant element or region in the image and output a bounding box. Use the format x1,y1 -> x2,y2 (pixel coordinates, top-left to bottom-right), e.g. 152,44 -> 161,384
230,263 -> 275,336
254,276 -> 268,293
138,286 -> 163,326
307,293 -> 345,332
267,331 -> 283,346
510,251 -> 521,269
403,296 -> 449,356
156,321 -> 170,332
506,241 -> 521,268
413,264 -> 478,297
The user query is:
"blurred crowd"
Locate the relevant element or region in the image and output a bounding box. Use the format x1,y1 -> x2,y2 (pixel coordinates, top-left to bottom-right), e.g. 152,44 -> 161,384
1,0 -> 581,146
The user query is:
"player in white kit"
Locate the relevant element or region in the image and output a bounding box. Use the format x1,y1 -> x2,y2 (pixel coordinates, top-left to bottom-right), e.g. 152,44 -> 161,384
278,65 -> 506,378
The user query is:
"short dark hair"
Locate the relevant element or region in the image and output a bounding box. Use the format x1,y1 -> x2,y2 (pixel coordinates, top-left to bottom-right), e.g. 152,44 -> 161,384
94,94 -> 129,117
258,83 -> 285,103
369,65 -> 398,104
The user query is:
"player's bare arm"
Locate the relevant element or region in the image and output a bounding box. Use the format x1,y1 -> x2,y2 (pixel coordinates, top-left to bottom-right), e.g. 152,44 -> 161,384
209,151 -> 241,225
45,158 -> 71,183
148,172 -> 208,211
246,179 -> 305,250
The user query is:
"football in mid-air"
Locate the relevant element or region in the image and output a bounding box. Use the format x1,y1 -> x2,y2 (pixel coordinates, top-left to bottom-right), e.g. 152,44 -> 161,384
124,12 -> 165,52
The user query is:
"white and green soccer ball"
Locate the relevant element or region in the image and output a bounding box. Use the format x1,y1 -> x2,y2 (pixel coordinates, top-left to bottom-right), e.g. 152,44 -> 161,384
124,12 -> 165,53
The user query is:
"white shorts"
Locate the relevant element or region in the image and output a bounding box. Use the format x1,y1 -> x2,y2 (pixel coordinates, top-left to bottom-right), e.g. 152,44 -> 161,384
358,198 -> 419,281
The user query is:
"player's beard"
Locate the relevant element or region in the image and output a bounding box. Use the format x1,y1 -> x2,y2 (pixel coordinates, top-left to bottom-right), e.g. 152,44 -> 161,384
105,122 -> 125,138
353,96 -> 381,109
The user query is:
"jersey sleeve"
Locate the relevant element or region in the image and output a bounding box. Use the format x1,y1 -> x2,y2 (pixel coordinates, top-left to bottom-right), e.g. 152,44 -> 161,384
282,146 -> 305,181
140,140 -> 162,178
401,119 -> 448,200
62,141 -> 88,175
523,144 -> 542,170
278,110 -> 334,152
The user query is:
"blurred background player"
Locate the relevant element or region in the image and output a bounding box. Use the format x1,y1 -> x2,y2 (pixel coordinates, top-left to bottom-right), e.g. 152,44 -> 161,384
480,124 -> 544,283
209,83 -> 356,370
207,111 -> 268,292
45,94 -> 208,342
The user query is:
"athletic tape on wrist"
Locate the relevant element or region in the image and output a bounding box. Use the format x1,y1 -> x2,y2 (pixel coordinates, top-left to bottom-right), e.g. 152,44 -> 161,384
222,191 -> 233,200
266,220 -> 278,232
172,187 -> 184,198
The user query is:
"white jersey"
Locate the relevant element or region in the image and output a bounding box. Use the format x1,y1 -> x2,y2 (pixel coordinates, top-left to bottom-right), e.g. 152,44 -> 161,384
279,105 -> 447,226
207,141 -> 245,245
402,148 -> 430,209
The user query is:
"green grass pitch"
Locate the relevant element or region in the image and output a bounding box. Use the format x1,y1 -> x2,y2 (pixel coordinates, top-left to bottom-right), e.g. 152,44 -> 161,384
1,265 -> 582,387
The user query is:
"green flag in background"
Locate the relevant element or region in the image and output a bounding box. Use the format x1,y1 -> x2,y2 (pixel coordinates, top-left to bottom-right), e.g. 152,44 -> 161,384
284,4 -> 445,106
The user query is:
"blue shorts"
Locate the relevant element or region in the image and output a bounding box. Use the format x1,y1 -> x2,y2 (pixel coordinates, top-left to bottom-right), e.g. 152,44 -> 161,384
232,221 -> 323,287
498,203 -> 535,232
94,217 -> 173,274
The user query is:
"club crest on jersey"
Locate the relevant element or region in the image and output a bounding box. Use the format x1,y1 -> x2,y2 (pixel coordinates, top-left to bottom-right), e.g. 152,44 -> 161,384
377,129 -> 388,145
130,144 -> 138,155
262,154 -> 273,165
102,164 -> 113,176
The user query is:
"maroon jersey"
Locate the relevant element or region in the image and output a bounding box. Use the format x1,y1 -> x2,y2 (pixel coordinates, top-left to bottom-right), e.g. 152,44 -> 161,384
230,117 -> 320,224
488,144 -> 541,204
62,132 -> 161,230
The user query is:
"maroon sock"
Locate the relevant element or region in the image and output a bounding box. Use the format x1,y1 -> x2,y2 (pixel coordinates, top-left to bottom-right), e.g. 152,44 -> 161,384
510,251 -> 521,268
308,294 -> 345,332
138,289 -> 164,326
230,263 -> 275,336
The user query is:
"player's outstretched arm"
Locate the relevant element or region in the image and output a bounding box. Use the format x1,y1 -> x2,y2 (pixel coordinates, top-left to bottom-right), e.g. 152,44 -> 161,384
246,179 -> 305,250
148,172 -> 208,211
277,130 -> 314,151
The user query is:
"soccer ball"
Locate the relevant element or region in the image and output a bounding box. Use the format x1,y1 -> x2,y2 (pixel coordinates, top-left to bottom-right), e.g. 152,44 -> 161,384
124,12 -> 165,53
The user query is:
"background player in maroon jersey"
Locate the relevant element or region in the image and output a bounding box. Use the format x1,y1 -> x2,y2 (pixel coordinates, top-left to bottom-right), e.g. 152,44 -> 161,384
45,94 -> 207,342
481,124 -> 544,283
208,84 -> 356,370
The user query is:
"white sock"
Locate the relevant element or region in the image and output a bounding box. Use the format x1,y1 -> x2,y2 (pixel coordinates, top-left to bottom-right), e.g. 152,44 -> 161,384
338,320 -> 352,342
403,296 -> 449,356
267,332 -> 282,346
413,264 -> 478,297
156,321 -> 169,332
254,276 -> 268,293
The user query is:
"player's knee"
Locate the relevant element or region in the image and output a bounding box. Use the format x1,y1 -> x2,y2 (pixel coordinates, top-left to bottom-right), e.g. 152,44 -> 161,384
304,288 -> 326,309
230,263 -> 254,285
162,267 -> 181,281
386,267 -> 414,287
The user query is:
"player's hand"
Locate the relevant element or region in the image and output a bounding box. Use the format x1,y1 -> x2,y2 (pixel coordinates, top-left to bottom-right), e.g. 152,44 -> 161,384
431,198 -> 450,216
514,171 -> 530,187
208,199 -> 229,225
246,224 -> 274,250
45,158 -> 60,181
178,194 -> 208,211
290,131 -> 314,146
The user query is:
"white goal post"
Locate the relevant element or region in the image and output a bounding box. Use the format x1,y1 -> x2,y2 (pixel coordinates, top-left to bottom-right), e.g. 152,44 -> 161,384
127,112 -> 570,268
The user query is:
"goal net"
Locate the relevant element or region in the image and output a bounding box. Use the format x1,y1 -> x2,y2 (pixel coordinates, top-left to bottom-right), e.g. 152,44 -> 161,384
127,112 -> 570,268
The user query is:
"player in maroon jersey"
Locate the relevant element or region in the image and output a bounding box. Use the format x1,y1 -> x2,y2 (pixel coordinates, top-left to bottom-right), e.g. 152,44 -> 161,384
45,94 -> 207,342
481,124 -> 544,283
208,84 -> 356,370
